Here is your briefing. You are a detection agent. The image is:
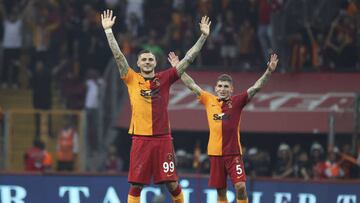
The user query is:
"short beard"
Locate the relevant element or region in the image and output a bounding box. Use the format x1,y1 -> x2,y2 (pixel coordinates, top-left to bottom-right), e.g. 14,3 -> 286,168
217,94 -> 230,101
141,69 -> 153,74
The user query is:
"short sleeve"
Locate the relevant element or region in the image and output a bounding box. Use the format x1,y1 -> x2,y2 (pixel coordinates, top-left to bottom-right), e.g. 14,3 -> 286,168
161,67 -> 180,85
121,67 -> 136,84
233,91 -> 249,109
198,91 -> 212,105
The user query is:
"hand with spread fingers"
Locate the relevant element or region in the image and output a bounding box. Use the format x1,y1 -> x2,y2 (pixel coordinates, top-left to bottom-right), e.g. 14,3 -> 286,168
267,53 -> 279,72
101,9 -> 116,30
199,16 -> 211,37
168,52 -> 179,67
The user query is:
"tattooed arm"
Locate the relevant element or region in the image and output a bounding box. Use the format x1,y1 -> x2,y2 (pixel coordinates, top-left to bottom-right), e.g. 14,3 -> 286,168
247,54 -> 279,100
181,73 -> 202,96
176,16 -> 211,76
101,9 -> 129,77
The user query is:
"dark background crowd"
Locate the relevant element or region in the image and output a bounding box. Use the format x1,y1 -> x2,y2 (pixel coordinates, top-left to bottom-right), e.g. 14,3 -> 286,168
1,0 -> 359,90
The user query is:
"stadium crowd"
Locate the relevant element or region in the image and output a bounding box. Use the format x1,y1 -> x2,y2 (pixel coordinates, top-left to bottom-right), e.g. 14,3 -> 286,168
1,0 -> 359,90
21,135 -> 360,180
175,142 -> 360,180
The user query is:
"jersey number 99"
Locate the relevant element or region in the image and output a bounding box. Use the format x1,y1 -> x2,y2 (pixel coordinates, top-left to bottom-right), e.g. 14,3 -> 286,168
163,161 -> 175,173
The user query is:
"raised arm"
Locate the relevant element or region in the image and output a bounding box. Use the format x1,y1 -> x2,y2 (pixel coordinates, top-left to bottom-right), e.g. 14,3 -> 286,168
304,22 -> 315,44
325,16 -> 341,52
101,10 -> 129,77
247,53 -> 278,100
168,52 -> 202,96
175,16 -> 211,76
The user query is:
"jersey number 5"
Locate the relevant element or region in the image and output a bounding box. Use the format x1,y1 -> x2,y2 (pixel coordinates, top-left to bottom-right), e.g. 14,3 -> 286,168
236,164 -> 243,175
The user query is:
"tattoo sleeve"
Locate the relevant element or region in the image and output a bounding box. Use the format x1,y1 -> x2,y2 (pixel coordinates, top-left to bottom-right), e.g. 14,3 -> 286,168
105,29 -> 129,77
180,73 -> 202,96
176,34 -> 207,76
247,69 -> 272,99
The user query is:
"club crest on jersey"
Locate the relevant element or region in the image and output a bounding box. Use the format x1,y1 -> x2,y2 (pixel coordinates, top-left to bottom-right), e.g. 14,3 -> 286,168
167,153 -> 173,161
153,78 -> 160,87
213,113 -> 230,120
227,101 -> 232,108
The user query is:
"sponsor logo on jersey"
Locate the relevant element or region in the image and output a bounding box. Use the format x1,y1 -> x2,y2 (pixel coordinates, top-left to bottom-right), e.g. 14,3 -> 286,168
213,113 -> 230,120
167,153 -> 173,161
140,88 -> 160,98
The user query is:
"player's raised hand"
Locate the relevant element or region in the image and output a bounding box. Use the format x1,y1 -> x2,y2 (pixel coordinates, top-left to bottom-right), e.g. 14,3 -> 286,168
199,16 -> 211,37
101,9 -> 116,30
267,53 -> 279,72
168,52 -> 179,67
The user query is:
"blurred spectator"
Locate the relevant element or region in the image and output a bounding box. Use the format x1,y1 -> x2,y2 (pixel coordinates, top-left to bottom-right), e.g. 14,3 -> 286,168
201,35 -> 220,66
24,139 -> 43,171
293,151 -> 311,180
27,3 -> 60,68
56,123 -> 79,171
304,22 -> 326,70
292,144 -> 302,158
126,11 -> 143,38
273,143 -> 293,178
246,147 -> 271,177
84,69 -> 103,151
324,147 -> 345,179
164,11 -> 184,54
0,1 -> 29,89
43,150 -> 53,171
337,144 -> 359,178
104,145 -> 123,173
32,60 -> 52,138
0,0 -> 357,77
310,142 -> 326,179
219,11 -> 238,67
126,0 -> 144,26
238,19 -> 256,70
288,30 -> 307,72
257,0 -> 273,63
292,144 -> 311,179
60,0 -> 82,60
60,65 -> 85,110
325,15 -> 357,70
79,4 -> 108,74
24,139 -> 53,171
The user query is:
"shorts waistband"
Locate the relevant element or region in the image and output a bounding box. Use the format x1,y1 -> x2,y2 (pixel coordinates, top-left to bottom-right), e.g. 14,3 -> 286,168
132,134 -> 172,141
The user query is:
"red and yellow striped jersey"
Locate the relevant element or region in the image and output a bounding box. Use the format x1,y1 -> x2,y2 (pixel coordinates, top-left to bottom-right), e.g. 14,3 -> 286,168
199,91 -> 248,156
121,67 -> 179,136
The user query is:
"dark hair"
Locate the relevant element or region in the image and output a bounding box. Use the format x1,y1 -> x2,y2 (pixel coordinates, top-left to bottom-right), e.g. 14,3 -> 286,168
216,74 -> 233,84
33,139 -> 45,150
137,50 -> 157,61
